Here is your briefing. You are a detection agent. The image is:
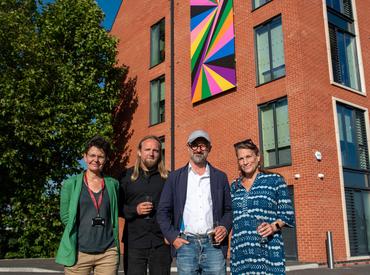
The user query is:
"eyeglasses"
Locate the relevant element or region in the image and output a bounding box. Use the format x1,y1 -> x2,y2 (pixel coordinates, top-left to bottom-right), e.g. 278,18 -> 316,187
188,143 -> 209,151
87,153 -> 106,161
233,139 -> 255,148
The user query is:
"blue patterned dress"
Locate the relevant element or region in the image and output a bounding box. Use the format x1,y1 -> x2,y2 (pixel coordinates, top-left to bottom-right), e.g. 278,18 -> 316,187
230,173 -> 295,275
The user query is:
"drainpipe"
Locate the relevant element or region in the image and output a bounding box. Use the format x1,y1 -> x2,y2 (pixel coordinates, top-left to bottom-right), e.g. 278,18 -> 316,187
170,0 -> 175,171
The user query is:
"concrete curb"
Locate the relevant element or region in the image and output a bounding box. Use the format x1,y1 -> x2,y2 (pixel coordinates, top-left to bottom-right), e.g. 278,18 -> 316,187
286,263 -> 319,271
0,264 -> 319,273
0,267 -> 62,273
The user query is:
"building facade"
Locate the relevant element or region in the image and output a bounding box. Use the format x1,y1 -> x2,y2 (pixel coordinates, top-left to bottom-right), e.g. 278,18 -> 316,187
111,0 -> 370,263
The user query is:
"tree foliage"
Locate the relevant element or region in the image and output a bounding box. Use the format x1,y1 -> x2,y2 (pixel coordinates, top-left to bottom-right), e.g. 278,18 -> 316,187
0,0 -> 128,258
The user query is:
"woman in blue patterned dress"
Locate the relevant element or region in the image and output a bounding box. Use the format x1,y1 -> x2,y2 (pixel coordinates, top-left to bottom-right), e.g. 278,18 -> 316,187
230,139 -> 295,275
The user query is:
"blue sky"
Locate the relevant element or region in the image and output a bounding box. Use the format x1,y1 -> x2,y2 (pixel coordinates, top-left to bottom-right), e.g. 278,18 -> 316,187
96,0 -> 122,30
42,0 -> 122,30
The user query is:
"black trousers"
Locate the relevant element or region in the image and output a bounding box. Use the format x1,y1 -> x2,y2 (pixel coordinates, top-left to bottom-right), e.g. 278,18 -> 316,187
123,244 -> 172,275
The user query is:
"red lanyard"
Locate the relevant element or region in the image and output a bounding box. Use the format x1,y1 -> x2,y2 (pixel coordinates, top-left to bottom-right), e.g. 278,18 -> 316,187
84,173 -> 105,216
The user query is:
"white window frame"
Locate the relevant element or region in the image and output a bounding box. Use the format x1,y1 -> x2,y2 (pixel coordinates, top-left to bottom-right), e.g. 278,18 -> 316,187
323,0 -> 366,95
332,96 -> 370,260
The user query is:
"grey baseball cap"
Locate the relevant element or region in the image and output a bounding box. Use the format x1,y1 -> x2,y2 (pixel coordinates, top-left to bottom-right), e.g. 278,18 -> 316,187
187,130 -> 211,144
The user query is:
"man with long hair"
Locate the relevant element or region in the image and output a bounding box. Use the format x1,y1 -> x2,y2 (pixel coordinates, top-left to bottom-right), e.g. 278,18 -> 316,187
120,135 -> 171,275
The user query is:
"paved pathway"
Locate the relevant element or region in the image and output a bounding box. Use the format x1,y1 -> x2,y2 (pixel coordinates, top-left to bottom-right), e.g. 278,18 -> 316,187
0,258 -> 369,274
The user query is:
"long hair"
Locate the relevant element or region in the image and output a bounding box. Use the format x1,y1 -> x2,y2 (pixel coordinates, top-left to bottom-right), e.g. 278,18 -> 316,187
131,135 -> 168,181
233,139 -> 275,177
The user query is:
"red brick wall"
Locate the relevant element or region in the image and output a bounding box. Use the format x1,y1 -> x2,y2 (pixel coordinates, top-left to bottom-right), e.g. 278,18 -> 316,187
111,0 -> 171,165
111,0 -> 370,263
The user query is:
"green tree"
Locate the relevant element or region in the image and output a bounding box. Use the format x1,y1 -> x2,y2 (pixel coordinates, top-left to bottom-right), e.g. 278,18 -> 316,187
0,0 -> 127,258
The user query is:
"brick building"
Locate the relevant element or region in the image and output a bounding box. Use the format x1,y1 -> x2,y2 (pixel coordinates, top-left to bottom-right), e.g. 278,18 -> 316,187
111,0 -> 370,264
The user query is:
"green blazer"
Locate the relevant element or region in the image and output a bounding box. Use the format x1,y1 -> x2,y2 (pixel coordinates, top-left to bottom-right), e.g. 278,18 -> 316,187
55,172 -> 120,266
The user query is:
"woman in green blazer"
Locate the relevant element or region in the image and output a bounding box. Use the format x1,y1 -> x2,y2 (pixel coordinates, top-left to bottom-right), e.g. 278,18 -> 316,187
56,136 -> 120,275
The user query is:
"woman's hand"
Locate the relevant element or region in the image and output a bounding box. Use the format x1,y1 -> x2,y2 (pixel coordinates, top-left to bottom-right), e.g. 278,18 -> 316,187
257,222 -> 275,237
136,202 -> 153,215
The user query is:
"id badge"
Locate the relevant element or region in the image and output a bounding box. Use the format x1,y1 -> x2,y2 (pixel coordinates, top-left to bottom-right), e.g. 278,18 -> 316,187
92,216 -> 105,226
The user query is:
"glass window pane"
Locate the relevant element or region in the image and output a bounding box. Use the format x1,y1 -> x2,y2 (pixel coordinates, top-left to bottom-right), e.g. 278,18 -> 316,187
253,0 -> 270,9
337,31 -> 349,86
159,20 -> 165,63
338,107 -> 344,141
345,108 -> 359,167
344,34 -> 360,90
159,77 -> 165,123
150,24 -> 160,66
363,192 -> 370,253
260,98 -> 291,167
270,18 -> 285,79
344,109 -> 353,143
345,189 -> 370,256
150,20 -> 165,66
256,25 -> 270,84
160,78 -> 165,101
327,4 -> 360,91
276,99 -> 290,148
150,80 -> 159,125
355,112 -> 369,170
328,12 -> 354,33
267,149 -> 277,167
338,106 -> 354,168
327,0 -> 343,13
159,136 -> 165,164
337,103 -> 369,170
260,106 -> 275,167
343,170 -> 367,188
342,107 -> 358,167
255,16 -> 285,85
278,147 -> 291,164
353,192 -> 368,255
327,0 -> 353,18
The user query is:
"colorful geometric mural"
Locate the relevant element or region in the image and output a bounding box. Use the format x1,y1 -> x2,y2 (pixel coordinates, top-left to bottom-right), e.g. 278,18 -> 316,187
191,0 -> 236,103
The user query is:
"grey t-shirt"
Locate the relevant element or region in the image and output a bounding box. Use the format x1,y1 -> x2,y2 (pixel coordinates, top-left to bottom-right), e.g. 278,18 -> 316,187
77,182 -> 114,253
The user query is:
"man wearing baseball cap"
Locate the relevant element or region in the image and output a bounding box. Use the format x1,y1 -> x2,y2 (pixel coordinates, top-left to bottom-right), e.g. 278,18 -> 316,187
157,130 -> 232,275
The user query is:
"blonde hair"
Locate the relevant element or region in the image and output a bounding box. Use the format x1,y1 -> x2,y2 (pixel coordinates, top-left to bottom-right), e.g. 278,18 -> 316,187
131,135 -> 168,181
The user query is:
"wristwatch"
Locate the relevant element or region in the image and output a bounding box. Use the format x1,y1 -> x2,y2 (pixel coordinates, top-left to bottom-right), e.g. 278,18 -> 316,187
274,222 -> 281,231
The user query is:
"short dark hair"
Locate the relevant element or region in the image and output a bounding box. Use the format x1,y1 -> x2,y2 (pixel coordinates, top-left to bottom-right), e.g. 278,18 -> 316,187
84,135 -> 111,160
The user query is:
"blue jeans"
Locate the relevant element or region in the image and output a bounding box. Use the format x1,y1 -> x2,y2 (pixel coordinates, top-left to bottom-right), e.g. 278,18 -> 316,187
176,234 -> 226,275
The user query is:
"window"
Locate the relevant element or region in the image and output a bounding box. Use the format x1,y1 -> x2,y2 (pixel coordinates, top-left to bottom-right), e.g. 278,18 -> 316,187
255,16 -> 285,85
150,19 -> 165,67
327,0 -> 353,16
259,98 -> 291,167
252,0 -> 271,10
159,136 -> 165,164
337,103 -> 369,172
345,189 -> 370,256
337,102 -> 370,256
327,0 -> 361,91
150,76 -> 165,125
282,186 -> 298,261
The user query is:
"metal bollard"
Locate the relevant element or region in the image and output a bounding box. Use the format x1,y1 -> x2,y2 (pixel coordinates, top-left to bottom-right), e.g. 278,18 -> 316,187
326,231 -> 335,269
